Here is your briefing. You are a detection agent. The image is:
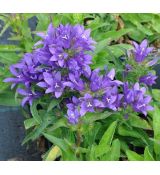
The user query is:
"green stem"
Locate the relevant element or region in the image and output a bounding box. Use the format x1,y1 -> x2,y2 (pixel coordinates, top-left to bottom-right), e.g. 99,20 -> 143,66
76,122 -> 82,158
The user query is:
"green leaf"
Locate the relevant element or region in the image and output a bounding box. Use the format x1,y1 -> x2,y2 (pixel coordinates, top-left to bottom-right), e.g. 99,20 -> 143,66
152,15 -> 160,33
144,147 -> 154,161
23,109 -> 56,144
22,128 -> 37,145
72,13 -> 84,23
0,91 -> 20,106
88,145 -> 97,160
24,118 -> 38,130
47,98 -> 61,112
43,132 -> 72,153
126,150 -> 143,161
110,139 -> 121,161
84,122 -> 101,145
94,120 -> 118,158
44,145 -> 62,161
93,38 -> 111,55
118,125 -> 150,146
47,118 -> 68,132
36,14 -> 51,31
149,105 -> 160,156
8,35 -> 22,41
30,100 -> 42,124
129,29 -> 145,42
0,45 -> 23,52
22,119 -> 48,145
0,52 -> 21,65
152,89 -> 160,101
128,114 -> 152,130
43,132 -> 77,160
99,120 -> 118,146
99,28 -> 132,42
118,124 -> 142,138
95,139 -> 120,161
120,140 -> 129,153
0,22 -> 10,37
83,111 -> 112,124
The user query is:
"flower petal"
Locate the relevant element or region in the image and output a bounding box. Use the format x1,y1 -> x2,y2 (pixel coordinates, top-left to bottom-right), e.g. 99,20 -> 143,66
107,69 -> 115,80
21,97 -> 30,107
55,91 -> 62,98
37,82 -> 47,88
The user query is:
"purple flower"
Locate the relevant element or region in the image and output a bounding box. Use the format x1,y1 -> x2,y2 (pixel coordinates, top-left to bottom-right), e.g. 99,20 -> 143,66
79,94 -> 104,116
49,46 -> 68,67
123,82 -> 135,105
34,48 -> 52,66
35,23 -> 95,70
123,82 -> 153,115
5,22 -> 154,125
90,69 -> 102,92
64,72 -> 85,91
132,96 -> 154,116
125,64 -> 132,72
3,64 -> 26,89
90,68 -> 122,93
102,86 -> 123,111
37,71 -> 65,98
66,97 -> 81,124
4,53 -> 40,88
146,57 -> 159,67
67,109 -> 80,124
17,88 -> 41,107
139,73 -> 157,86
133,39 -> 153,63
123,64 -> 133,79
67,96 -> 80,109
102,68 -> 123,88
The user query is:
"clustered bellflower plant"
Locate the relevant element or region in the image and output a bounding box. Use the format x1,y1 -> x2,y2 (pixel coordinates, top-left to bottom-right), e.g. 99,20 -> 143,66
4,23 -> 159,160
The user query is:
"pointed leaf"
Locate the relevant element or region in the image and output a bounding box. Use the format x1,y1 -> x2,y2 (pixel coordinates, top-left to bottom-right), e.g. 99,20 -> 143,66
126,150 -> 143,161
44,145 -> 62,161
30,100 -> 42,124
99,120 -> 118,146
128,114 -> 152,130
149,105 -> 160,156
110,139 -> 121,161
144,147 -> 154,161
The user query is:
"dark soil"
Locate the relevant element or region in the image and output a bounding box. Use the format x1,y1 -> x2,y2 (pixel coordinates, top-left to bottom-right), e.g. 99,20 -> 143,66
0,106 -> 41,161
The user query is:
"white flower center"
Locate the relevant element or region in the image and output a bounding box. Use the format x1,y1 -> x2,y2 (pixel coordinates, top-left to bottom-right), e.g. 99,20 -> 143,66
55,83 -> 60,88
138,104 -> 146,108
87,102 -> 92,107
106,98 -> 110,103
62,35 -> 68,40
71,113 -> 74,117
58,54 -> 63,58
81,34 -> 87,39
17,75 -> 21,78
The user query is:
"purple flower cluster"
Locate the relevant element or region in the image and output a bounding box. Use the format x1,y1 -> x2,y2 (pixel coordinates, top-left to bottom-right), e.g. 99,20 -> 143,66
4,24 -> 95,107
123,82 -> 153,116
35,24 -> 95,77
132,40 -> 158,86
4,24 -> 154,124
66,69 -> 123,124
139,73 -> 157,86
133,39 -> 153,63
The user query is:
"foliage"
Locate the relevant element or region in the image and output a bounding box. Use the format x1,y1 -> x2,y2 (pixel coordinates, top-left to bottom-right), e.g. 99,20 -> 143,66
1,13 -> 160,161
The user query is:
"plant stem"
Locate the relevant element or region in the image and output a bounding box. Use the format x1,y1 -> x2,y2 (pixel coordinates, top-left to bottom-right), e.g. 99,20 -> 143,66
76,122 -> 82,158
